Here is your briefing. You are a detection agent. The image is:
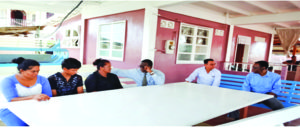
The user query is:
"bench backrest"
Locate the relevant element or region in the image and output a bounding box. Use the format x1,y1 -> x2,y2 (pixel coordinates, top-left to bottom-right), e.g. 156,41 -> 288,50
220,73 -> 300,106
220,74 -> 245,90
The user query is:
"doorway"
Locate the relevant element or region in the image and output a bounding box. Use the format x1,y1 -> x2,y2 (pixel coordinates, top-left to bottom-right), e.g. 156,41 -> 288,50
234,35 -> 251,71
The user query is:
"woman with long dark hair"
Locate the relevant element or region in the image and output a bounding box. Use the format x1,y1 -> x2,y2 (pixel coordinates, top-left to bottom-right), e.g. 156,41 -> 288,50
84,58 -> 123,92
0,57 -> 52,126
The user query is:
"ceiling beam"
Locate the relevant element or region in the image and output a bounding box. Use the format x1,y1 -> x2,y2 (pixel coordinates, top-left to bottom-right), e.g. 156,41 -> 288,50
243,1 -> 278,13
289,1 -> 300,8
273,23 -> 291,28
152,1 -> 194,8
202,1 -> 251,16
230,11 -> 300,25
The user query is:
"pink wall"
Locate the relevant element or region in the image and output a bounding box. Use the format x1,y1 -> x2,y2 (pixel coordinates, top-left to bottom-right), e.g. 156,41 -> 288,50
83,9 -> 145,68
154,10 -> 230,83
229,26 -> 272,63
56,14 -> 81,61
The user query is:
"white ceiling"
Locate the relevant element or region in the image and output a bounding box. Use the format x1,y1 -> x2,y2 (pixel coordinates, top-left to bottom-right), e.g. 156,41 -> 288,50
188,1 -> 300,28
1,1 -> 300,29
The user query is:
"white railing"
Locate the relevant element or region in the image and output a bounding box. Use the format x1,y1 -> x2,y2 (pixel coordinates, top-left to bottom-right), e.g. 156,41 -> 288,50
222,62 -> 293,72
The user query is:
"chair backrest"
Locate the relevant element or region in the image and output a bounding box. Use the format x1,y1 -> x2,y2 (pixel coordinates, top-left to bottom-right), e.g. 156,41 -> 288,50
220,105 -> 300,126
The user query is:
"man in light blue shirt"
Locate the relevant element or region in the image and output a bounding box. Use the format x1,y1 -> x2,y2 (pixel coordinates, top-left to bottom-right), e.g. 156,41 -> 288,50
228,61 -> 284,120
111,59 -> 165,86
185,59 -> 221,86
243,61 -> 283,109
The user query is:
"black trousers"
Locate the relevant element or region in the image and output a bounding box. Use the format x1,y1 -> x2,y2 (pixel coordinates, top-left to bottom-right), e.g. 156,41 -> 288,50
228,97 -> 284,119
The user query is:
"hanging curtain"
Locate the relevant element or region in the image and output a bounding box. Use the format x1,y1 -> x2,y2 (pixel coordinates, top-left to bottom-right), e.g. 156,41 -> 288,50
276,29 -> 300,57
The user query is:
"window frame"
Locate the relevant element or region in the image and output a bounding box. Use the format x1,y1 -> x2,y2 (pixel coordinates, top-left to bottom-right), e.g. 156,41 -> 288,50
96,20 -> 126,61
61,26 -> 80,48
176,23 -> 214,64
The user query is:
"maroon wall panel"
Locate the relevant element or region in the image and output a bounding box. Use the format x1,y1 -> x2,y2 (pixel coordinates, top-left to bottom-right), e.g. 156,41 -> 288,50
84,9 -> 145,68
154,10 -> 230,83
230,26 -> 272,63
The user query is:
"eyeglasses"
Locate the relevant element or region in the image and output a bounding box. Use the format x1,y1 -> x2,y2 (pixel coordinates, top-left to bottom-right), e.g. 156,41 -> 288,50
252,66 -> 260,69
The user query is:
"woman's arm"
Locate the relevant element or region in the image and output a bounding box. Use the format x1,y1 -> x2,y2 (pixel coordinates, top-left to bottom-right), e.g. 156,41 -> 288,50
77,86 -> 84,94
77,75 -> 84,94
10,94 -> 50,102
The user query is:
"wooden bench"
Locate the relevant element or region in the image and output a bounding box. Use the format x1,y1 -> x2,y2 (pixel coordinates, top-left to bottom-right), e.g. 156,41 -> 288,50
220,74 -> 299,108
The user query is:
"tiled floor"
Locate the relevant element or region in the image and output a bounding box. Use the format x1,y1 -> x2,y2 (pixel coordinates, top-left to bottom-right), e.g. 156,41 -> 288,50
202,106 -> 300,126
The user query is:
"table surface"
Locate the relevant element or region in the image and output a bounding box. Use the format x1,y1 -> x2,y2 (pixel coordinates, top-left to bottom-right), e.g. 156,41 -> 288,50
7,82 -> 272,126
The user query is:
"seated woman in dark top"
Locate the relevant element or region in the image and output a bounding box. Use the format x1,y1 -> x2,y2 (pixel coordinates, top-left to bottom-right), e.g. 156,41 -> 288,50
85,58 -> 123,92
48,58 -> 84,96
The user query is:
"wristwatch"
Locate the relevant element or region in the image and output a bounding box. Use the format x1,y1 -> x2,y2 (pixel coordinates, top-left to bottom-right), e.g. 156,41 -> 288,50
150,72 -> 154,75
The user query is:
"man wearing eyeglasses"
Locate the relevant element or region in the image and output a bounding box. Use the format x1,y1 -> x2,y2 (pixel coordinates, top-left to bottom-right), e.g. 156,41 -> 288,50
228,61 -> 284,120
111,59 -> 165,86
185,59 -> 221,86
243,61 -> 284,109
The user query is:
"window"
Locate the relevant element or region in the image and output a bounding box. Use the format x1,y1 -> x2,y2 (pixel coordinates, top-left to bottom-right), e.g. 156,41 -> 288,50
176,23 -> 213,64
97,21 -> 126,61
61,26 -> 80,48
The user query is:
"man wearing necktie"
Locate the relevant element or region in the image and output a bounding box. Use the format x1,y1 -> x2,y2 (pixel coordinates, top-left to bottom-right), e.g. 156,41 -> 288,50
111,59 -> 165,86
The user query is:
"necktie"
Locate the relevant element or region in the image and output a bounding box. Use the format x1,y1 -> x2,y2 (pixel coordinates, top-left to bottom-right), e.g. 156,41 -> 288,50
142,73 -> 147,86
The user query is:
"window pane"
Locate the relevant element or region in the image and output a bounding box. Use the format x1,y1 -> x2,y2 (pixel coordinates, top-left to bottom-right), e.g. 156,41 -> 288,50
194,55 -> 206,61
73,30 -> 78,37
72,39 -> 79,47
195,46 -> 207,54
178,54 -> 191,61
197,29 -> 208,36
100,42 -> 110,49
65,30 -> 70,37
179,45 -> 192,53
196,37 -> 207,45
112,42 -> 123,49
99,50 -> 109,57
100,33 -> 110,41
113,22 -> 125,33
179,36 -> 193,44
100,24 -> 111,33
112,50 -> 123,58
181,26 -> 194,36
112,33 -> 124,42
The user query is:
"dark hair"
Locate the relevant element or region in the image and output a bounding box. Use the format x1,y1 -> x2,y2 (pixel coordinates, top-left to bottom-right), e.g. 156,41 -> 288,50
204,59 -> 214,64
292,56 -> 296,58
141,59 -> 153,67
61,58 -> 81,69
255,61 -> 269,69
268,66 -> 273,71
12,57 -> 40,71
93,58 -> 110,70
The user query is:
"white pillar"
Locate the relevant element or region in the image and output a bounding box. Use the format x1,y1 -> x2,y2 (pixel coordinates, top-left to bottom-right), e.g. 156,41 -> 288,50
79,17 -> 85,64
268,33 -> 275,62
141,7 -> 158,62
225,25 -> 235,62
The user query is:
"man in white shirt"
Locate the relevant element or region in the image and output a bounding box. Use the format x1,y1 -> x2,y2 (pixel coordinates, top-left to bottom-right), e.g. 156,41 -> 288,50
185,59 -> 221,86
111,59 -> 165,86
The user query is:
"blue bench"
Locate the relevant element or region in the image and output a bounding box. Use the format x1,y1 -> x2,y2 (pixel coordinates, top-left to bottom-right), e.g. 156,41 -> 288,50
220,74 -> 299,109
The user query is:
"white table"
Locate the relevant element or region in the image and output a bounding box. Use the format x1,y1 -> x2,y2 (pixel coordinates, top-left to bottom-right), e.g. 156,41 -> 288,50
7,82 -> 272,126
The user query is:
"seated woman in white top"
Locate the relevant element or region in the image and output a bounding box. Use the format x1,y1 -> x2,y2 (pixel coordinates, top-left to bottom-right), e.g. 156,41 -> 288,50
0,57 -> 52,126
